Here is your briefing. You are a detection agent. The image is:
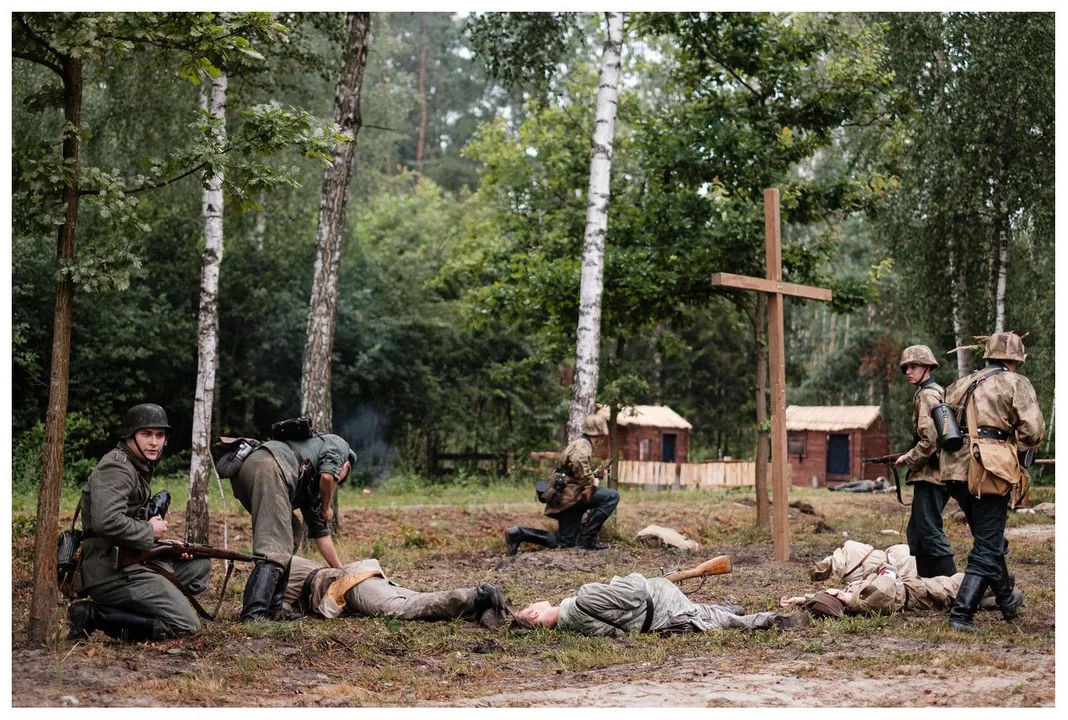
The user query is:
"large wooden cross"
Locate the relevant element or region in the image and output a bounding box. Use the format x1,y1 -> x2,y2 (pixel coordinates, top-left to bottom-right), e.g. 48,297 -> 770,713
711,188 -> 832,561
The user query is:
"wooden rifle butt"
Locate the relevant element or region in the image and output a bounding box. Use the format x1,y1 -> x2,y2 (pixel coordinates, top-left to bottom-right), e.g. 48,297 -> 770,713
666,554 -> 733,583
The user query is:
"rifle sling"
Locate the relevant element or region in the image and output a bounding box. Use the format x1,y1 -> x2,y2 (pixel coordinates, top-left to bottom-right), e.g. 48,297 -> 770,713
887,460 -> 908,507
842,547 -> 876,581
143,559 -> 234,621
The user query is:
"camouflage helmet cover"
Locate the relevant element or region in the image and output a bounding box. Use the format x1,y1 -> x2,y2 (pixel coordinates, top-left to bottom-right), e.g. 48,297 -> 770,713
581,414 -> 609,437
120,403 -> 171,437
898,345 -> 939,373
983,332 -> 1026,364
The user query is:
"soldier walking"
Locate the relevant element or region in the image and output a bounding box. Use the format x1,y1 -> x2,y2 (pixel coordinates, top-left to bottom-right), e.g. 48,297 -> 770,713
941,332 -> 1044,632
894,345 -> 956,578
505,414 -> 620,553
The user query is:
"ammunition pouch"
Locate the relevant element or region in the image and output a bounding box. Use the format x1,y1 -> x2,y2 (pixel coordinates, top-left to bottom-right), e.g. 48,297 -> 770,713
930,403 -> 964,453
212,437 -> 261,478
270,417 -> 316,442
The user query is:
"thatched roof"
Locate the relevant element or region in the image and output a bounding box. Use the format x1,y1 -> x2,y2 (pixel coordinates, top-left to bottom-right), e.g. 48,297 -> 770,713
785,405 -> 882,432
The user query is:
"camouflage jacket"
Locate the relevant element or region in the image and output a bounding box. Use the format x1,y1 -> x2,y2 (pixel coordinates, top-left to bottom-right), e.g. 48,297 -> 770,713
545,435 -> 597,516
904,377 -> 943,485
940,364 -> 1045,483
79,442 -> 157,589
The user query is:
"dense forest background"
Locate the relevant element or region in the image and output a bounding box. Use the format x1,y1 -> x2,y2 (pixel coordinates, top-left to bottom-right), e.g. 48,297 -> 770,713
11,11 -> 1056,490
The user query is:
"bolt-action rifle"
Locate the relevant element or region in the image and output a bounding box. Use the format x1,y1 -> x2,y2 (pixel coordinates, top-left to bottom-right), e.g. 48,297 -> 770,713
862,452 -> 908,506
112,541 -> 266,620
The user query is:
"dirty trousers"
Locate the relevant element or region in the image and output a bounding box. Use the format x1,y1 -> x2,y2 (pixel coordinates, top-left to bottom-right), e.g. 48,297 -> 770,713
695,605 -> 781,630
343,576 -> 478,620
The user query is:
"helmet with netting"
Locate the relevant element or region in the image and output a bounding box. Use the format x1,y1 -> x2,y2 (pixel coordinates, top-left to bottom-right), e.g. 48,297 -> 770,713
983,332 -> 1027,364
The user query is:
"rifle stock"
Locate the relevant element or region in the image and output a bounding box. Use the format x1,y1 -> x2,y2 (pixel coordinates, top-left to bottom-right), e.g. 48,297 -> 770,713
114,540 -> 265,570
666,555 -> 732,583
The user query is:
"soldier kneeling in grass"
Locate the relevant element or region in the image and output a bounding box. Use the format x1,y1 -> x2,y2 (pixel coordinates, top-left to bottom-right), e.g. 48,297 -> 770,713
283,556 -> 511,628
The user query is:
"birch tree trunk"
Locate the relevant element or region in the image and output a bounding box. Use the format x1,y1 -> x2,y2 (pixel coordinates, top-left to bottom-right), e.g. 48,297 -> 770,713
186,70 -> 228,544
992,194 -> 1010,333
949,251 -> 972,378
28,54 -> 83,646
301,12 -> 372,431
416,14 -> 428,173
567,11 -> 623,441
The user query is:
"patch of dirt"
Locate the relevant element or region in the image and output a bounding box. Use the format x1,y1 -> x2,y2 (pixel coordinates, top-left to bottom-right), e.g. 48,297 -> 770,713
11,492 -> 1056,707
1004,524 -> 1055,540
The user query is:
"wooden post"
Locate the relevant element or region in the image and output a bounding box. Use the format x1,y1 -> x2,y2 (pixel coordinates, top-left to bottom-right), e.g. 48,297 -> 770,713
764,188 -> 790,561
710,188 -> 833,562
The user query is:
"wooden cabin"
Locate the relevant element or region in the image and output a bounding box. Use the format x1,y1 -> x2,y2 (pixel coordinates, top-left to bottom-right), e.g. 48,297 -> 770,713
596,405 -> 693,463
785,405 -> 890,487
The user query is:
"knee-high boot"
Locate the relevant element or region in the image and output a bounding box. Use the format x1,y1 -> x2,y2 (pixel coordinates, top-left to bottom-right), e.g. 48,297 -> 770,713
504,527 -> 554,555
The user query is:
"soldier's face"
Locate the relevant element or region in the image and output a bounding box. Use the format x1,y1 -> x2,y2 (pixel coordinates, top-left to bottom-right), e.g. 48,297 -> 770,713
903,364 -> 930,386
515,601 -> 557,628
128,428 -> 167,461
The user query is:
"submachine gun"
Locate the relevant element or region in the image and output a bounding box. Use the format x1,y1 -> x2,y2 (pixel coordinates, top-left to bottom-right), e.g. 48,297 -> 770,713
862,452 -> 908,506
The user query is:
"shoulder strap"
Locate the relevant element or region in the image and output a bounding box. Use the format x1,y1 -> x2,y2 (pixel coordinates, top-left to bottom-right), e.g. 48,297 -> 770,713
957,367 -> 1006,424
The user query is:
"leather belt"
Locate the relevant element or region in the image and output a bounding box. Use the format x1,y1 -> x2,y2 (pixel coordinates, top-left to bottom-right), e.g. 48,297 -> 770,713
961,426 -> 1009,441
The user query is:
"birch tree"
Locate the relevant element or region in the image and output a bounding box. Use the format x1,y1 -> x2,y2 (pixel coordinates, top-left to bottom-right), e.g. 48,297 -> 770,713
186,70 -> 228,544
566,11 -> 624,441
301,11 -> 372,431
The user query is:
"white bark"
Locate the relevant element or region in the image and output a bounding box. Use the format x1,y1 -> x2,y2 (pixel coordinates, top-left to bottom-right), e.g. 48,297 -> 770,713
187,70 -> 228,543
567,11 -> 623,441
994,216 -> 1009,333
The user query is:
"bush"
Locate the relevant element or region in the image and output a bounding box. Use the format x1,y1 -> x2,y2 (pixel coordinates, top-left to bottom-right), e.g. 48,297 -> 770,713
11,412 -> 99,492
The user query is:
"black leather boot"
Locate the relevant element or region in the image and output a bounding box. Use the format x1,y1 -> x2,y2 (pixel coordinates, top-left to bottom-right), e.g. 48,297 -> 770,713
992,568 -> 1024,621
268,561 -> 301,621
93,605 -> 161,642
241,561 -> 284,622
929,554 -> 958,577
68,600 -> 102,640
914,556 -> 932,578
504,527 -> 553,555
949,573 -> 988,633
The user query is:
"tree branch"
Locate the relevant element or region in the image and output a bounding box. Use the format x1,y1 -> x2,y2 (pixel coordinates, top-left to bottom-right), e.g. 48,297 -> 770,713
14,13 -> 66,69
12,50 -> 64,77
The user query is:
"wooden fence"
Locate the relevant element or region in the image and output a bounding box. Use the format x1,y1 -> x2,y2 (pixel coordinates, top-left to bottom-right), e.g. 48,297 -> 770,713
616,460 -> 758,489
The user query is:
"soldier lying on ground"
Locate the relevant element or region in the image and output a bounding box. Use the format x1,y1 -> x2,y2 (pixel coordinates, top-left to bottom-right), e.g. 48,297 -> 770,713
282,556 -> 511,628
809,539 -> 917,583
827,478 -> 891,493
511,572 -> 808,635
781,564 -> 1001,618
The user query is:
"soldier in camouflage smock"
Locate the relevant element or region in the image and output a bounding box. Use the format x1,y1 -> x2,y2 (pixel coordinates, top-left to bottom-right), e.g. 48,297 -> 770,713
942,332 -> 1044,632
68,404 -> 211,642
894,345 -> 956,578
504,414 -> 620,553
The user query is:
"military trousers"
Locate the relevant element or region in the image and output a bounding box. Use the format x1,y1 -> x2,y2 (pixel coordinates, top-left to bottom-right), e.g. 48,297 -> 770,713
549,487 -> 620,547
86,558 -> 212,639
230,449 -> 296,567
343,577 -> 477,621
906,481 -> 953,563
695,605 -> 780,631
946,480 -> 1010,582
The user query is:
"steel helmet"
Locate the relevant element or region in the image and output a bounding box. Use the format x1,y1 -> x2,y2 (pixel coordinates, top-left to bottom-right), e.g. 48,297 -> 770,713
120,403 -> 171,437
898,345 -> 939,373
581,414 -> 609,437
983,332 -> 1027,364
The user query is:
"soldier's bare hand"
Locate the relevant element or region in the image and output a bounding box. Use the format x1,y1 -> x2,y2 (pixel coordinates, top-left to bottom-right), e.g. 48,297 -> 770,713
319,507 -> 334,523
894,454 -> 909,467
149,516 -> 168,539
